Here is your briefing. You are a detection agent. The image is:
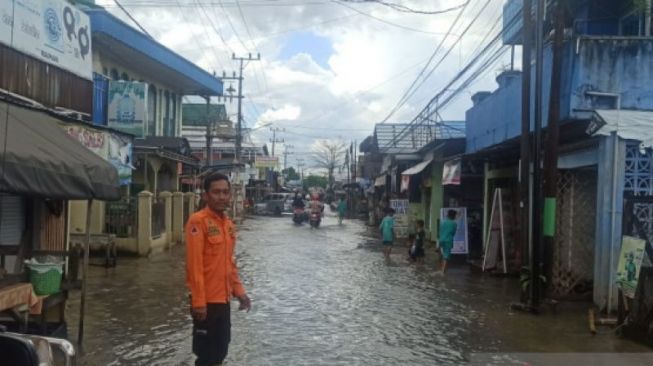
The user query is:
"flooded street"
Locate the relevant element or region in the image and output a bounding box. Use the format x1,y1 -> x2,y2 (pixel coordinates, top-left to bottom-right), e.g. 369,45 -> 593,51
66,214 -> 649,365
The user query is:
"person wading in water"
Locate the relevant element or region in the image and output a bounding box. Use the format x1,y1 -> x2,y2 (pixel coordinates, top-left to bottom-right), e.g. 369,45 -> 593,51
186,173 -> 251,366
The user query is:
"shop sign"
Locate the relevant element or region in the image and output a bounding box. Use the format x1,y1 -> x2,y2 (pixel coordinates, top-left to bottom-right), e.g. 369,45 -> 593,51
0,0 -> 93,80
65,124 -> 107,158
255,156 -> 279,168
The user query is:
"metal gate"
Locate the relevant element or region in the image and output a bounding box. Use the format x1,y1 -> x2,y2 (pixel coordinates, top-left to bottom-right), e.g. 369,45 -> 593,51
551,169 -> 597,297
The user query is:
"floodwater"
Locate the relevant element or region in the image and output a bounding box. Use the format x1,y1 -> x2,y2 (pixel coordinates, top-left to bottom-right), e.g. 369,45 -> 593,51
66,214 -> 650,365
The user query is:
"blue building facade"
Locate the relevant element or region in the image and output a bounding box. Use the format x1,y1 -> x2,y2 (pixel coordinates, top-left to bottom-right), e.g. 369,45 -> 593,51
465,0 -> 653,311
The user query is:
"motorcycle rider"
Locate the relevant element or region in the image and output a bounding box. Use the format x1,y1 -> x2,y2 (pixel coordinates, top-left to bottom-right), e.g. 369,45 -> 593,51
308,193 -> 324,224
292,191 -> 305,209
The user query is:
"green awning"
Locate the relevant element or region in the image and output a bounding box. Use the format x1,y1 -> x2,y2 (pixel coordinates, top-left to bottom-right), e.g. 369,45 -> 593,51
0,101 -> 120,200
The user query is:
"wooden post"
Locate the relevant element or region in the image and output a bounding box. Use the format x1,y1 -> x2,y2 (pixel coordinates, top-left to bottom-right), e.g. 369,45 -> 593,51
78,199 -> 92,348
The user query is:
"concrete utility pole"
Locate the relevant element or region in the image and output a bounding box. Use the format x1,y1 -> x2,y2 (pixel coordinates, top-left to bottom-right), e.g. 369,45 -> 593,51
531,0 -> 546,311
269,127 -> 285,159
296,158 -> 305,183
519,0 -> 533,305
221,53 -> 260,163
541,1 -> 565,304
282,144 -> 294,172
204,96 -> 213,168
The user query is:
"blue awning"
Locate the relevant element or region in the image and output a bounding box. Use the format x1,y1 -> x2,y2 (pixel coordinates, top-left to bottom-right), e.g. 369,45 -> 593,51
85,8 -> 223,96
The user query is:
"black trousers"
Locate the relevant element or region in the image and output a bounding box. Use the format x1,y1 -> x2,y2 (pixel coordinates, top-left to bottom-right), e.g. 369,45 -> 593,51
193,303 -> 231,366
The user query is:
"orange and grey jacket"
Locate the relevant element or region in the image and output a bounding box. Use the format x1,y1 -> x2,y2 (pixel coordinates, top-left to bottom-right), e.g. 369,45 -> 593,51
185,207 -> 246,308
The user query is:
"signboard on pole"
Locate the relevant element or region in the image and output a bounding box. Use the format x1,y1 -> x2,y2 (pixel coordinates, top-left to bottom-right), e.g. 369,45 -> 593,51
440,207 -> 468,254
108,81 -> 148,137
389,199 -> 409,238
0,0 -> 93,80
64,124 -> 107,158
255,156 -> 278,168
616,236 -> 647,299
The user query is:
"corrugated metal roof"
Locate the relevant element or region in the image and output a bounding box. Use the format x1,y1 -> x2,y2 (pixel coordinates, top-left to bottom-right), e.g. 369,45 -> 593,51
374,121 -> 465,154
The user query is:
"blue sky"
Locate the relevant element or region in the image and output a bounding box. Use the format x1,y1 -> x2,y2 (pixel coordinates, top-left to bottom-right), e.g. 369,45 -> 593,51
279,31 -> 334,70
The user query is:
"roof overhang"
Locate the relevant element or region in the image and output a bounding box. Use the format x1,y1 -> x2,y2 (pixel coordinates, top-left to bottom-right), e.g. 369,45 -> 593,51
135,146 -> 198,166
0,101 -> 120,200
401,158 -> 433,176
87,9 -> 222,96
590,109 -> 653,148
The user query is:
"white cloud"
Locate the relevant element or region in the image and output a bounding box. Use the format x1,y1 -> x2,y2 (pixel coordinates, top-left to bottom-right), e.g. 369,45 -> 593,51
97,0 -> 511,167
257,104 -> 302,126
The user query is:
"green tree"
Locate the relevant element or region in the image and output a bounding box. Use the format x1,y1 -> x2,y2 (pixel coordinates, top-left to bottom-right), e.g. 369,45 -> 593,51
303,175 -> 328,190
283,167 -> 300,181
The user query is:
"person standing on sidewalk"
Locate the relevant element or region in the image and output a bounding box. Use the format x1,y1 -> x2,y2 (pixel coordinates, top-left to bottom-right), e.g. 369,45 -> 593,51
186,173 -> 252,366
437,210 -> 458,275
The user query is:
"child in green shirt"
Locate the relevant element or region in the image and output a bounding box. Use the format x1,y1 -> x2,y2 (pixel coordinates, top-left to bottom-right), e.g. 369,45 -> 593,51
438,210 -> 458,274
379,208 -> 395,260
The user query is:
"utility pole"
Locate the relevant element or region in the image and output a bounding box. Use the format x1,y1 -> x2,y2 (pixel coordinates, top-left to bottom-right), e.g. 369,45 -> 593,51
219,53 -> 260,223
269,127 -> 285,159
542,0 -> 565,305
296,158 -> 305,182
519,0 -> 533,305
283,144 -> 294,172
204,96 -> 213,169
221,53 -> 260,163
531,0 -> 546,311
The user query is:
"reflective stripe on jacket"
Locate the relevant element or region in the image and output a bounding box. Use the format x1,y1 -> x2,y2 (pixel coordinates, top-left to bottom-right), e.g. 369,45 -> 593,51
185,207 -> 246,308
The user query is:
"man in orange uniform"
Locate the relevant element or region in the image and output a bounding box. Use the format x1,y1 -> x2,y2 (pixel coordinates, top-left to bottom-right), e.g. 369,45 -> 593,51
186,173 -> 251,366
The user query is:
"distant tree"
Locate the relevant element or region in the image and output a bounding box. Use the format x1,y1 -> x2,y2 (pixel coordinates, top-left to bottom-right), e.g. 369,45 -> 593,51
303,175 -> 328,190
283,167 -> 300,181
312,140 -> 346,189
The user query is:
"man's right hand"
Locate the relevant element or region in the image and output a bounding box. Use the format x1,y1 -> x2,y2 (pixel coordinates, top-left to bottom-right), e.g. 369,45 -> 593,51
191,306 -> 207,321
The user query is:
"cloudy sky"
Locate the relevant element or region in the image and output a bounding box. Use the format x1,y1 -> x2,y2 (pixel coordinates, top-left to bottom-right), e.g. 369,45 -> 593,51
96,0 -> 516,171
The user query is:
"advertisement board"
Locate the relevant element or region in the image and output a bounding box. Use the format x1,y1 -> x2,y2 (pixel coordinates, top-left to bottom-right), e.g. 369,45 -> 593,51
616,236 -> 647,299
0,0 -> 93,80
108,81 -> 148,138
108,133 -> 133,186
255,156 -> 279,168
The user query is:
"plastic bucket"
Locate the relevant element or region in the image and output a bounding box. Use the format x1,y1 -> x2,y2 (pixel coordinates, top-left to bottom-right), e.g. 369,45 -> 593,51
26,262 -> 63,296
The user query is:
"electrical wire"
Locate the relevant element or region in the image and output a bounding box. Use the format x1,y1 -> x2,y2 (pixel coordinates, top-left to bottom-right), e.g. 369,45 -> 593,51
377,0 -> 471,124
332,0 -> 463,35
379,7 -> 523,153
337,0 -> 468,15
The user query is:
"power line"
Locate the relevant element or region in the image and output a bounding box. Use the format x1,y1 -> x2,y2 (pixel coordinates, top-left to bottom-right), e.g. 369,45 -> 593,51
379,7 -> 522,152
112,0 -> 153,37
332,0 -> 464,35
338,0 -> 468,15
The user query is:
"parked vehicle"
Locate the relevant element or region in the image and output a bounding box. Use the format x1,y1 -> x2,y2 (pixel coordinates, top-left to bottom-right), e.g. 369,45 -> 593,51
0,326 -> 76,366
254,193 -> 291,216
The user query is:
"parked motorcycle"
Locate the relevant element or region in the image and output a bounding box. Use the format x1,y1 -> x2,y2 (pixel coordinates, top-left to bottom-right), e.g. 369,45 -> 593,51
293,207 -> 308,224
309,210 -> 321,228
0,326 -> 76,366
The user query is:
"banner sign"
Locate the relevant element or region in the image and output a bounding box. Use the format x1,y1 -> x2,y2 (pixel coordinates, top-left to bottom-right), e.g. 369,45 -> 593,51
442,159 -> 461,185
400,175 -> 410,192
440,207 -> 468,254
254,156 -> 278,168
389,199 -> 408,215
108,81 -> 148,137
108,133 -> 133,186
65,125 -> 107,158
0,0 -> 93,80
616,236 -> 647,299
